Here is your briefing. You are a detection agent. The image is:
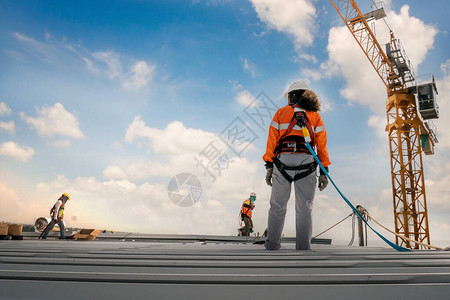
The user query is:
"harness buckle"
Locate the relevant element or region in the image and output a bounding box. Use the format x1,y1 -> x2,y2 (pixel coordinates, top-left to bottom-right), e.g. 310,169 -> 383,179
287,142 -> 297,152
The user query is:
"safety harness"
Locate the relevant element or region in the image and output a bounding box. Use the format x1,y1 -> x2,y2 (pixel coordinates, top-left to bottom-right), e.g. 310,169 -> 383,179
274,158 -> 317,183
273,106 -> 317,183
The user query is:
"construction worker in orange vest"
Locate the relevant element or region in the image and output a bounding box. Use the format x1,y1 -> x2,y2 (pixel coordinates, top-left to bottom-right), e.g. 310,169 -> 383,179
239,192 -> 256,236
263,80 -> 330,250
41,193 -> 70,239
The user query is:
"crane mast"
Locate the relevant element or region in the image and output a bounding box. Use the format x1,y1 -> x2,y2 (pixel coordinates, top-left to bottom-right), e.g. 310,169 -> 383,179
329,0 -> 436,249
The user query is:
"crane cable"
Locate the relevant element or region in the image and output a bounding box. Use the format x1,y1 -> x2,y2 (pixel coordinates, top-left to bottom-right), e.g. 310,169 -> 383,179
312,213 -> 353,240
366,213 -> 444,251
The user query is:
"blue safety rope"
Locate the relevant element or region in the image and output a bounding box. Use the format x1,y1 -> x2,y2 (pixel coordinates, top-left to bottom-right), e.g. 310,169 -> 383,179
305,142 -> 411,252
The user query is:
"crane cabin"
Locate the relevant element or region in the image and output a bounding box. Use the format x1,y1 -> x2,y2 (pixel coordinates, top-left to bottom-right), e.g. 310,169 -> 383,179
417,78 -> 439,120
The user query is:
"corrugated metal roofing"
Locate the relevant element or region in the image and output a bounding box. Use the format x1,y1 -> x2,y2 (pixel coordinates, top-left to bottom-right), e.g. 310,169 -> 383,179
0,237 -> 449,299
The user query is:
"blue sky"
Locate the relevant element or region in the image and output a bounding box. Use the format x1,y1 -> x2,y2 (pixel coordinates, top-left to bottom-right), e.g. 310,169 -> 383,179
1,0 -> 449,247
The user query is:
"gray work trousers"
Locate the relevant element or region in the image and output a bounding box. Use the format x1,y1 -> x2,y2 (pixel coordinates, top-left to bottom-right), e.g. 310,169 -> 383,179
241,215 -> 253,236
265,153 -> 317,250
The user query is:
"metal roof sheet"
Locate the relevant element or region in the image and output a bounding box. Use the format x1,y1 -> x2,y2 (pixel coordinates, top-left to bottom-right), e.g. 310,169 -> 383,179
0,237 -> 449,299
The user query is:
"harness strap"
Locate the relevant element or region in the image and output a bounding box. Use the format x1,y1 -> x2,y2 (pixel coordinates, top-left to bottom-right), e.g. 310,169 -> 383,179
275,109 -> 315,156
277,113 -> 300,143
273,157 -> 317,183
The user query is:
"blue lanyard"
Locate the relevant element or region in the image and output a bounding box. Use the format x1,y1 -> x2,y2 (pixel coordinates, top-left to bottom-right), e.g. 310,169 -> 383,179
305,142 -> 411,252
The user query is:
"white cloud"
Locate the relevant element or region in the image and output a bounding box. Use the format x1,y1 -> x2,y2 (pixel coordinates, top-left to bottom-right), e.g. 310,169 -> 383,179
316,25 -> 387,113
99,116 -> 265,234
122,61 -> 156,90
229,80 -> 243,92
20,103 -> 84,138
367,114 -> 386,138
103,160 -> 174,180
253,30 -> 266,38
236,90 -> 257,108
317,94 -> 334,113
32,160 -> 266,235
441,59 -> 450,77
0,182 -> 47,223
102,165 -> 128,179
108,113 -> 260,181
85,54 -> 156,90
229,81 -> 258,108
0,102 -> 12,116
47,139 -> 71,148
0,121 -> 15,134
13,31 -> 156,92
3,49 -> 23,61
125,116 -> 218,155
13,32 -> 55,63
249,0 -> 317,49
432,61 -> 450,150
242,58 -> 258,78
82,57 -> 98,73
297,53 -> 317,64
121,115 -> 264,181
92,51 -> 122,79
0,141 -> 34,162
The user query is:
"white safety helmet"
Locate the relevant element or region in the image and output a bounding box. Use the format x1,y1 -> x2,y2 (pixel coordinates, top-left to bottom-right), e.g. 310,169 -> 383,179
284,80 -> 311,99
250,192 -> 256,197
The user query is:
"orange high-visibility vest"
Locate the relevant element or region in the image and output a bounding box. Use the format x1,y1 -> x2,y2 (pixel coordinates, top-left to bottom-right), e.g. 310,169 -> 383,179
241,199 -> 254,218
263,105 -> 331,167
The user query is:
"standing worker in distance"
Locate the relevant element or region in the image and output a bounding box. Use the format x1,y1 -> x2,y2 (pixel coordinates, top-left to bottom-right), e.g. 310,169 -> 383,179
41,193 -> 70,240
263,81 -> 330,250
239,192 -> 256,236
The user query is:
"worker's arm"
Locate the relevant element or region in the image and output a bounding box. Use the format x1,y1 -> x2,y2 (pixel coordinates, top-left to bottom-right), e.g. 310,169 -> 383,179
263,112 -> 281,165
313,113 -> 331,169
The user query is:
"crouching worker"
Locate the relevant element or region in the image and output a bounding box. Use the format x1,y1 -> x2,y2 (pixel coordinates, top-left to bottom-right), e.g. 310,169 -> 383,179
41,193 -> 70,239
238,192 -> 256,236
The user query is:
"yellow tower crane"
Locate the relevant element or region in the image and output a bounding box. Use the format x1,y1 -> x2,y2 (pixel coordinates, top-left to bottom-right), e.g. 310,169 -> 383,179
329,0 -> 439,249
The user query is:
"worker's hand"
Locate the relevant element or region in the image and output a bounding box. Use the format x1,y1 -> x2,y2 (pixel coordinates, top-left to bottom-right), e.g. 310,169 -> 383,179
265,168 -> 273,186
318,175 -> 328,191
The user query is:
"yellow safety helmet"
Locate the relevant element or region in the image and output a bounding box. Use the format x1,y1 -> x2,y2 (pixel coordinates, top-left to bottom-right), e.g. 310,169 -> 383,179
62,193 -> 70,200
